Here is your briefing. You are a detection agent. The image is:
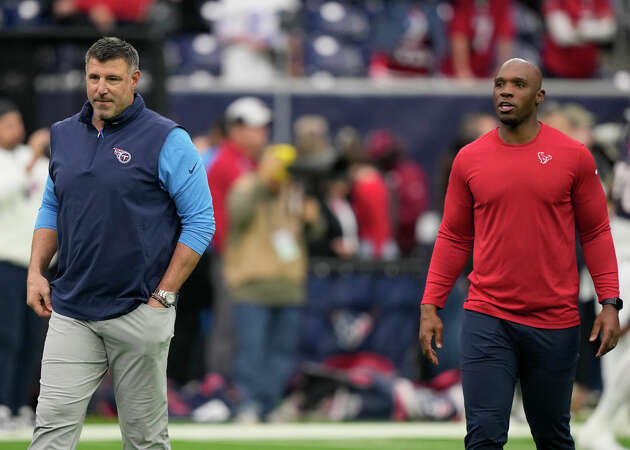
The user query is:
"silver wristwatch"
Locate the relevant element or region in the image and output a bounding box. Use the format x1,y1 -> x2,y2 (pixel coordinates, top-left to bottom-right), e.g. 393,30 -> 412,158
151,289 -> 178,308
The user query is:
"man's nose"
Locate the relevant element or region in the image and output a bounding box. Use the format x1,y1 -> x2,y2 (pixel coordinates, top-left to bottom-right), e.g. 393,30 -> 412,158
96,80 -> 108,95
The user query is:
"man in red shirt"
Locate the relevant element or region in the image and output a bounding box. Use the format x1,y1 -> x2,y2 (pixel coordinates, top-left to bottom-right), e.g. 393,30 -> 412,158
206,96 -> 271,374
420,58 -> 621,449
542,0 -> 616,78
443,0 -> 514,79
207,97 -> 271,253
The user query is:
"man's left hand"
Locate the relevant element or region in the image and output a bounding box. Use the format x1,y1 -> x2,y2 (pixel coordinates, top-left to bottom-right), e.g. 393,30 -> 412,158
146,296 -> 167,309
590,304 -> 621,358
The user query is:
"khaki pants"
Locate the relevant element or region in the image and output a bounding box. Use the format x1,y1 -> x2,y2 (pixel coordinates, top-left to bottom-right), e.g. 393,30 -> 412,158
29,304 -> 175,450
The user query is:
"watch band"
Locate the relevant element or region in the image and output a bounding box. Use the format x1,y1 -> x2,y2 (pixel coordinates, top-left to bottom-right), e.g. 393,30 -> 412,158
601,297 -> 623,311
150,293 -> 171,308
151,289 -> 178,308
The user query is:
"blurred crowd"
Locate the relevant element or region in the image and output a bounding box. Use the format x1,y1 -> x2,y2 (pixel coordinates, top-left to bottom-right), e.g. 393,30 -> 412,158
2,85 -> 629,428
1,0 -> 629,81
1,0 -> 630,432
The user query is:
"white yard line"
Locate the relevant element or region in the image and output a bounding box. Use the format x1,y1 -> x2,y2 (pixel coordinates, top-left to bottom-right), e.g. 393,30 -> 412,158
0,421 -> 627,442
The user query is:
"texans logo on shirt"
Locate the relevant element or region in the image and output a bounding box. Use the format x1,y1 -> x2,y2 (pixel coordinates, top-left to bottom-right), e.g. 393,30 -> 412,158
537,152 -> 552,165
113,147 -> 132,164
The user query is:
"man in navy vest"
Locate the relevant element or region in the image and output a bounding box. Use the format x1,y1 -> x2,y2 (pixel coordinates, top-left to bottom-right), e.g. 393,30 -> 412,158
26,37 -> 215,449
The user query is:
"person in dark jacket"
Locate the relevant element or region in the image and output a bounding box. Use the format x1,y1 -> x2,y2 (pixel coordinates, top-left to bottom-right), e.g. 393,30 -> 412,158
26,37 -> 214,449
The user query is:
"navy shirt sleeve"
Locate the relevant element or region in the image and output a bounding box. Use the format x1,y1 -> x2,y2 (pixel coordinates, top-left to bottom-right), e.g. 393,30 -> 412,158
158,127 -> 215,255
34,175 -> 59,231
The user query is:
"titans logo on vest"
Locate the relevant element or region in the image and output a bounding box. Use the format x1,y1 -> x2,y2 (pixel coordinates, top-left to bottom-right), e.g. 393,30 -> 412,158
113,147 -> 132,164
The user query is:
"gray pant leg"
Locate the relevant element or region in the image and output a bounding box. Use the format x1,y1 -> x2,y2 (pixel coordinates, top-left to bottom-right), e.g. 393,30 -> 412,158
29,312 -> 108,450
99,303 -> 175,450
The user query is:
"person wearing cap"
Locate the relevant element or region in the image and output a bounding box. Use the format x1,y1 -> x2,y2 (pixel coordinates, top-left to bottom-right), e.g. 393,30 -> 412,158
0,100 -> 50,430
26,37 -> 214,449
206,96 -> 272,376
224,144 -> 323,422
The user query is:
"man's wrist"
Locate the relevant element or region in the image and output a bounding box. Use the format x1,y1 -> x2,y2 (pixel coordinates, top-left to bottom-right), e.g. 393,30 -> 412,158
421,303 -> 440,314
27,266 -> 44,277
602,303 -> 621,312
601,297 -> 623,311
151,289 -> 178,308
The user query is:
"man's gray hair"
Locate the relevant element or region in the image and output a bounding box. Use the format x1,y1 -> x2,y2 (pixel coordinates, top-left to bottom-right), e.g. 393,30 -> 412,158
85,37 -> 139,74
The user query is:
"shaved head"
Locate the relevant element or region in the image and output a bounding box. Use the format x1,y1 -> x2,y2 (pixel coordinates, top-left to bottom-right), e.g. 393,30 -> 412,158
493,57 -> 545,131
498,58 -> 543,90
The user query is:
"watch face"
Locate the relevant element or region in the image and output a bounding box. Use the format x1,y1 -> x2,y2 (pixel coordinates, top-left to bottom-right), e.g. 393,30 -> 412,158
163,292 -> 177,305
156,290 -> 177,306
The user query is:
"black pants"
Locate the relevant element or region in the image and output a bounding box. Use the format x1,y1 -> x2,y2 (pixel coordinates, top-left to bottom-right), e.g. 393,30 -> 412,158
167,251 -> 213,384
461,310 -> 579,450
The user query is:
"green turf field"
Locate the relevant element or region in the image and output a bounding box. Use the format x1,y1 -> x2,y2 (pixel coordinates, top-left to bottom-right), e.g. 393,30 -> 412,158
0,438 -> 629,449
0,438 -> 535,449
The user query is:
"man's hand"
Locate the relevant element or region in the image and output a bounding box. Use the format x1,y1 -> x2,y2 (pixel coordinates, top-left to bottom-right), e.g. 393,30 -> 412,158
26,272 -> 52,317
590,304 -> 621,358
420,304 -> 444,365
146,296 -> 167,309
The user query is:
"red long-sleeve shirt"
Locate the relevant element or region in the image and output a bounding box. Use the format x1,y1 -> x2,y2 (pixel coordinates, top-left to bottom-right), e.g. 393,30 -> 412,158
206,140 -> 256,252
351,168 -> 393,258
422,123 -> 619,328
75,0 -> 155,21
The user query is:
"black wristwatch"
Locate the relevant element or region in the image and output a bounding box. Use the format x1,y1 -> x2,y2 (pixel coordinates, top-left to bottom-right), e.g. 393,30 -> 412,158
601,297 -> 623,310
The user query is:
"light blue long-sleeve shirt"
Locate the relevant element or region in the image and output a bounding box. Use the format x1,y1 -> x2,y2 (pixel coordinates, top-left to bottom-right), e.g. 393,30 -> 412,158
35,127 -> 215,255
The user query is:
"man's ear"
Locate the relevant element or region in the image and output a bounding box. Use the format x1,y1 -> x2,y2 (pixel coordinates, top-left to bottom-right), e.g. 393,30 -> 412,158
131,69 -> 141,88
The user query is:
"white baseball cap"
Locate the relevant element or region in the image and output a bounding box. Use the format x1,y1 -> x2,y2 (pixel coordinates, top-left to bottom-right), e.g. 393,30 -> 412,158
225,97 -> 272,127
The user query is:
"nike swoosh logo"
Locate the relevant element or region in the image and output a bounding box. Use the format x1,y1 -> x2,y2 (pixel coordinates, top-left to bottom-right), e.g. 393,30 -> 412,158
188,161 -> 198,174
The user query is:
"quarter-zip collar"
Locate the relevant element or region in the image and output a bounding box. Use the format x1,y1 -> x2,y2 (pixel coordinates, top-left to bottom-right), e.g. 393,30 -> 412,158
79,93 -> 146,129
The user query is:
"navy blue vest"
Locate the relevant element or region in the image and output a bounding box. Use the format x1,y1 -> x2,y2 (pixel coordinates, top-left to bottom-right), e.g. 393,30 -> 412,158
49,94 -> 179,320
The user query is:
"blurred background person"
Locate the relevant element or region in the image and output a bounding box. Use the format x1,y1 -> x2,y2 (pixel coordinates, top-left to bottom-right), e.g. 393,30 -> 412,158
415,112 -> 498,397
0,100 -> 50,429
365,129 -> 430,257
369,0 -> 448,78
206,96 -> 271,377
167,117 -> 227,388
208,0 -> 300,85
539,101 -> 574,134
193,116 -> 227,171
436,113 -> 498,208
292,114 -> 358,259
336,126 -> 398,260
541,0 -> 616,78
165,115 -> 227,388
224,144 -> 324,422
51,0 -> 156,30
442,0 -> 514,79
540,101 -> 605,415
578,127 -> 630,450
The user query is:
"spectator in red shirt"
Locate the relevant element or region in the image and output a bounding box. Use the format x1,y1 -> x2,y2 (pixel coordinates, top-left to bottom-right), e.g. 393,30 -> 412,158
542,0 -> 616,78
207,97 -> 271,253
443,0 -> 514,79
336,126 -> 397,260
365,129 -> 430,256
53,0 -> 155,30
420,58 -> 621,449
205,97 -> 271,376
